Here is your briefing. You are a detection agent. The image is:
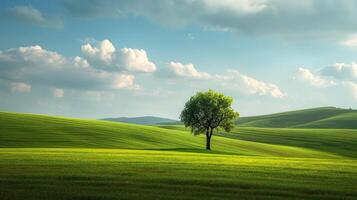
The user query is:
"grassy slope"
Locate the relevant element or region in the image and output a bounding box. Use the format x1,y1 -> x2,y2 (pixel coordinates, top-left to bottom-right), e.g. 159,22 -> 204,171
158,125 -> 357,159
223,127 -> 357,159
102,116 -> 178,125
1,112 -> 357,199
236,107 -> 357,128
0,111 -> 338,158
296,112 -> 357,129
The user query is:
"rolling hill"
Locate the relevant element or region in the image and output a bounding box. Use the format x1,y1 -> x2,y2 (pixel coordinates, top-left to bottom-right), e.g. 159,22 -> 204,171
1,111 -> 357,199
236,107 -> 357,128
101,116 -> 178,125
0,111 -> 339,158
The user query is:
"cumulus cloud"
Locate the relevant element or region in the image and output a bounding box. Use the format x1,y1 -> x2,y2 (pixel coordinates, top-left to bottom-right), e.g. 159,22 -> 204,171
73,56 -> 90,68
227,70 -> 285,98
63,0 -> 357,38
0,45 -> 139,93
296,63 -> 357,87
114,74 -> 139,90
0,45 -> 66,67
295,67 -> 331,87
295,64 -> 357,99
81,39 -> 116,65
240,74 -> 284,98
5,5 -> 63,28
10,82 -> 31,93
120,48 -> 156,73
161,61 -> 284,98
81,39 -> 156,73
168,62 -> 211,79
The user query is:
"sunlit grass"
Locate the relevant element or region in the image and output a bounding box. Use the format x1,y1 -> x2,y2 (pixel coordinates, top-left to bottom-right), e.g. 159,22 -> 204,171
1,148 -> 357,200
1,112 -> 357,199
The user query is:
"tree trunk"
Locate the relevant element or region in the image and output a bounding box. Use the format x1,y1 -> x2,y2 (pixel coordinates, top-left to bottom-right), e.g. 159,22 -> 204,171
206,134 -> 211,150
206,129 -> 212,150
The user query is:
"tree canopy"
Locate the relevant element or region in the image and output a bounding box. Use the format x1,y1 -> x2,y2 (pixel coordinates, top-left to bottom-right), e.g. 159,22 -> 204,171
180,90 -> 239,150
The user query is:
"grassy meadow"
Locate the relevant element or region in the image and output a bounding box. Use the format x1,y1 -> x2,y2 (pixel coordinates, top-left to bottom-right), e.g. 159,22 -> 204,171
1,111 -> 357,199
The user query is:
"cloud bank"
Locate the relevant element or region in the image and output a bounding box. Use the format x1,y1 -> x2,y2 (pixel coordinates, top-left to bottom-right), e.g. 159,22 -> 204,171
4,5 -> 63,28
63,0 -> 357,38
296,63 -> 357,98
0,40 -> 156,95
163,61 -> 284,98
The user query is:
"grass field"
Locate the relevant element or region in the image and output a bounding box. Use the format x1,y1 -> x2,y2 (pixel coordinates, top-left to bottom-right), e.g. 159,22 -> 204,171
236,107 -> 357,129
1,111 -> 357,199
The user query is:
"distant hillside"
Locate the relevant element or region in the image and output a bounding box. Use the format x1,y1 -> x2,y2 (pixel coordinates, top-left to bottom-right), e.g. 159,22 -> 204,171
2,111 -> 357,158
102,116 -> 179,125
236,107 -> 357,129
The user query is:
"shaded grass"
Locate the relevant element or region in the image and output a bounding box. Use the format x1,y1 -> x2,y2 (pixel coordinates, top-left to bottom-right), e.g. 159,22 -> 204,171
158,125 -> 357,159
224,127 -> 357,158
236,107 -> 357,129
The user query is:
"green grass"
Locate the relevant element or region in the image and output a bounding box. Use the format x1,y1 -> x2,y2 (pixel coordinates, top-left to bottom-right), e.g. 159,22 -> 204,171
1,111 -> 357,199
236,107 -> 357,128
1,111 -> 339,158
295,112 -> 357,129
223,127 -> 357,158
158,125 -> 357,159
1,148 -> 357,200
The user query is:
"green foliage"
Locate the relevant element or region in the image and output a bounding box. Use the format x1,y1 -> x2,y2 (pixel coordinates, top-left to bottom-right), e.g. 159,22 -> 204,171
180,90 -> 239,150
180,90 -> 239,134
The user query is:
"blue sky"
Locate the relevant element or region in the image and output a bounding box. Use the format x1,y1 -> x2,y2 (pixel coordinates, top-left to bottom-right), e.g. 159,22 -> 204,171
1,0 -> 357,119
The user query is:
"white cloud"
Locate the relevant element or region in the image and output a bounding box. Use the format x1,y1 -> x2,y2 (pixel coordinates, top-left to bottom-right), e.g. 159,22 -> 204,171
295,67 -> 331,87
73,56 -> 90,68
7,5 -> 63,28
228,70 -> 285,98
296,62 -> 357,86
10,82 -> 31,93
81,39 -> 116,65
168,62 -> 211,79
81,39 -> 156,73
114,74 -> 139,90
241,74 -> 284,98
295,64 -> 357,100
53,88 -> 64,98
341,34 -> 357,47
0,45 -> 138,91
1,45 -> 66,67
163,61 -> 284,98
120,48 -> 156,73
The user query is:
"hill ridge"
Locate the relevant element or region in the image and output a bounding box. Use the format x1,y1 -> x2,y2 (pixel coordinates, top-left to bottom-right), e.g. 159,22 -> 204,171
2,111 -> 355,158
236,107 -> 357,128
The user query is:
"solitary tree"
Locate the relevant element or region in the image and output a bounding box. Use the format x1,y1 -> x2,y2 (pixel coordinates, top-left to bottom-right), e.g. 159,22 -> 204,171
180,90 -> 239,150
